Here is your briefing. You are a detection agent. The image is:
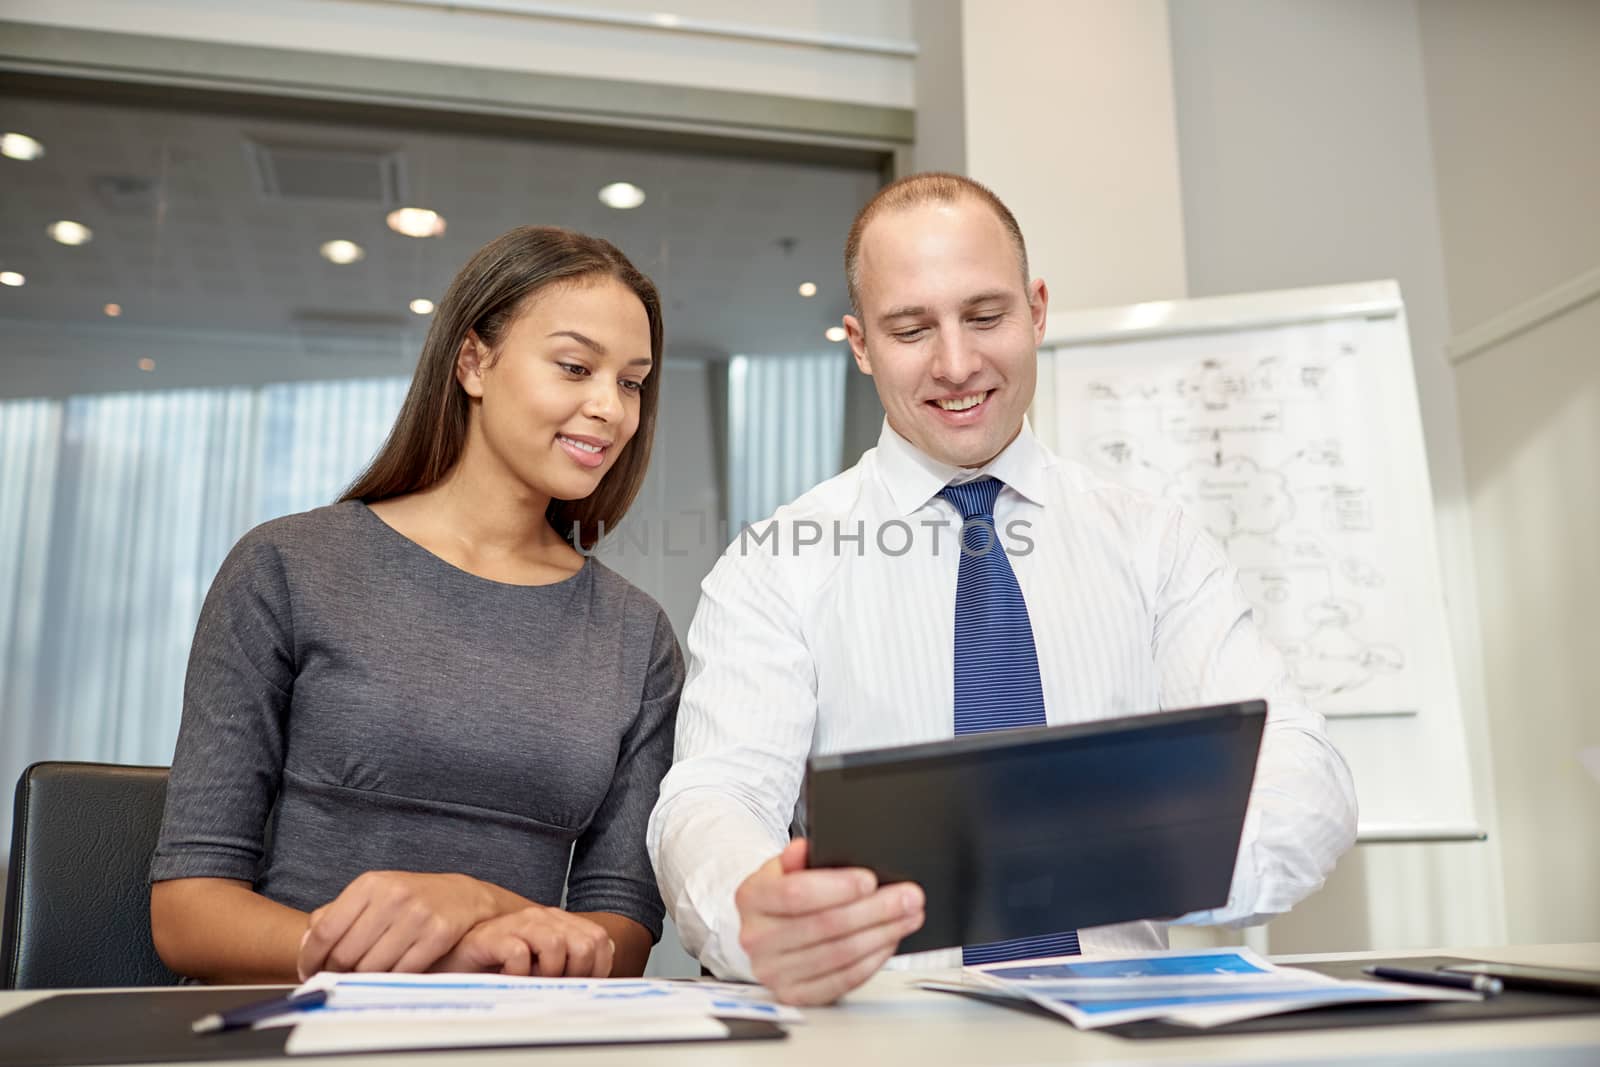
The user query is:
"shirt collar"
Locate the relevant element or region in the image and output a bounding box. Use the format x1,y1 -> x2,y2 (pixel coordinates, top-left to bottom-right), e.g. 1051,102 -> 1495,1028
874,417 -> 1052,516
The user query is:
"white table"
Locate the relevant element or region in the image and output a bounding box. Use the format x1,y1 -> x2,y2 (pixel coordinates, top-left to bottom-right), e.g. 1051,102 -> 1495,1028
3,944 -> 1597,1066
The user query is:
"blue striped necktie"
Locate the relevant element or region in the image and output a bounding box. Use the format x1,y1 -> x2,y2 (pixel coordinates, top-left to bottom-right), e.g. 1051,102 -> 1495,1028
939,477 -> 1081,965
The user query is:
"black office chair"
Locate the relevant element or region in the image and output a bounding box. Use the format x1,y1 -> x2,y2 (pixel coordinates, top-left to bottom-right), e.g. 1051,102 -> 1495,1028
2,761 -> 183,988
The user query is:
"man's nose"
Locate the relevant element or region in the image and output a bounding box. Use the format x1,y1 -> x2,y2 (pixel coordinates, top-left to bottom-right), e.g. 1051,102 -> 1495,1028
930,329 -> 981,385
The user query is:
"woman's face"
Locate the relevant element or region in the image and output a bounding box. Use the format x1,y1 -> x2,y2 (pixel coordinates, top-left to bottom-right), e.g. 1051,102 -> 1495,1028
459,277 -> 653,504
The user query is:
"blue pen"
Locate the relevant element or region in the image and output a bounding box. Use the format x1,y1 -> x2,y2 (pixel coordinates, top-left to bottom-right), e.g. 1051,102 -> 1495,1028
191,988 -> 330,1034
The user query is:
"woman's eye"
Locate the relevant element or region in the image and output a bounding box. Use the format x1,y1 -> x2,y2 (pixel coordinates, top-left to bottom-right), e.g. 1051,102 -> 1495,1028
621,379 -> 644,394
557,362 -> 589,377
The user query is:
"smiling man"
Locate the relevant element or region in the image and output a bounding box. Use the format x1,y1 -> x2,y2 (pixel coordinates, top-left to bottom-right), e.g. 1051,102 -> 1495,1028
647,173 -> 1357,1006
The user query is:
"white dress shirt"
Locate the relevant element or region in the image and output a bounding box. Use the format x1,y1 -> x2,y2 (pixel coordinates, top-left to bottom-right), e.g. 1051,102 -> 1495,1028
648,420 -> 1358,980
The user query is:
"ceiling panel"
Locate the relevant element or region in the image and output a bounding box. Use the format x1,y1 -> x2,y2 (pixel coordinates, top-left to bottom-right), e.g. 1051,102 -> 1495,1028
0,90 -> 881,398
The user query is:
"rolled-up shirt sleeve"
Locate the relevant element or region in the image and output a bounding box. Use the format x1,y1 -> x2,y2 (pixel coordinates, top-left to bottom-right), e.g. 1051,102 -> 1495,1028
1151,507 -> 1360,927
647,526 -> 819,980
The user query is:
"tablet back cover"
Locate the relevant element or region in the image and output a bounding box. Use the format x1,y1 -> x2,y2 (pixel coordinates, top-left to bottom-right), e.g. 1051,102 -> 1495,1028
805,701 -> 1266,954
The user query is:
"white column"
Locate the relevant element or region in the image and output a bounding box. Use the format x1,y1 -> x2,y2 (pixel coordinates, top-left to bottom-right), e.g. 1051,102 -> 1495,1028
954,0 -> 1188,309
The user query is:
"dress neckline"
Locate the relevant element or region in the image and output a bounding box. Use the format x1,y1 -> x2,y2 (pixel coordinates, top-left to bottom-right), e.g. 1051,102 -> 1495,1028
350,500 -> 594,591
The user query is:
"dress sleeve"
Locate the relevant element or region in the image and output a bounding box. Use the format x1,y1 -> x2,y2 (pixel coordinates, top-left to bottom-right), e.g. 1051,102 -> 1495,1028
564,606 -> 684,940
149,531 -> 296,885
1149,505 -> 1360,927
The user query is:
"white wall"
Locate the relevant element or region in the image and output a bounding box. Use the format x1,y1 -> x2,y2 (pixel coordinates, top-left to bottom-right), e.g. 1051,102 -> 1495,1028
1453,299 -> 1600,946
907,0 -> 966,175
0,0 -> 915,108
1419,0 -> 1600,945
1418,0 -> 1600,324
1167,0 -> 1506,952
958,0 -> 1187,310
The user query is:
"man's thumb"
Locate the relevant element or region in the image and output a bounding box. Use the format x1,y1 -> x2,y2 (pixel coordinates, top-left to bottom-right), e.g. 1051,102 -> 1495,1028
778,837 -> 809,874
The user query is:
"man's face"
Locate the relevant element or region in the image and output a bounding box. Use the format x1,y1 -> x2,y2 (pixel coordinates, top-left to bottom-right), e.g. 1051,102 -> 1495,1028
844,198 -> 1046,469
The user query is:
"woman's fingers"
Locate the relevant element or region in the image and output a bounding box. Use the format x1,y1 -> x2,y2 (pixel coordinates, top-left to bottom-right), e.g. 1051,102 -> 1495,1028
422,905 -> 616,978
352,919 -> 421,973
305,872 -> 487,975
592,936 -> 616,978
319,897 -> 405,971
385,912 -> 459,974
527,923 -> 569,978
298,892 -> 371,975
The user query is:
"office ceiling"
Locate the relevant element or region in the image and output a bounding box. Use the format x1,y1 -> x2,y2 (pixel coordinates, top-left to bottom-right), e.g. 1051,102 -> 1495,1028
0,90 -> 881,399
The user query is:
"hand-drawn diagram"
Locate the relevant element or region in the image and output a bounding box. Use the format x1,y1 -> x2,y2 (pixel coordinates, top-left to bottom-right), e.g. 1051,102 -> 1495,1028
1051,319 -> 1414,716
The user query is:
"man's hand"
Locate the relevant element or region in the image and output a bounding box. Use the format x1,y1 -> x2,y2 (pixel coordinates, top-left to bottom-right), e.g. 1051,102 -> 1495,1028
430,906 -> 615,977
735,839 -> 924,1006
296,871 -> 501,980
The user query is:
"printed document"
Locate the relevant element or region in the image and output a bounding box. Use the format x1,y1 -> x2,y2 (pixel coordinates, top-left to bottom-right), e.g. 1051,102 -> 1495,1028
266,972 -> 798,1055
941,947 -> 1480,1029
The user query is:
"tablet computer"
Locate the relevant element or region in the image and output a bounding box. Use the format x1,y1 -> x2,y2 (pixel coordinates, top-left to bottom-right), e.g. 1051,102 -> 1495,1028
804,700 -> 1267,954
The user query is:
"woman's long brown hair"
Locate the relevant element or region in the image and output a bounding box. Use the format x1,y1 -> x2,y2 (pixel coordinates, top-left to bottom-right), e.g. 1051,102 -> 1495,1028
340,226 -> 664,550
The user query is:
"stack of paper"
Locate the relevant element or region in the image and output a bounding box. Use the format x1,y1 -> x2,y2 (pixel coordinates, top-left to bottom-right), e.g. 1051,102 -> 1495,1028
937,947 -> 1481,1029
265,973 -> 800,1055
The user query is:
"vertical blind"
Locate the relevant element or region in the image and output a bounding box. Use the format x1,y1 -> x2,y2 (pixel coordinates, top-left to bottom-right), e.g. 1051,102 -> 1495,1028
1,361 -> 848,861
0,378 -> 407,852
725,352 -> 849,535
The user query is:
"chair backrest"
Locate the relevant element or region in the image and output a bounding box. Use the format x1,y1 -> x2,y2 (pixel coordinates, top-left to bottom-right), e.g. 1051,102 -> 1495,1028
2,761 -> 183,989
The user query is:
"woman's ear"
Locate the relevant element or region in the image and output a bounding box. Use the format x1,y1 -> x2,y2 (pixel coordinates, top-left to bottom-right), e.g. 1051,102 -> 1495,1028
455,331 -> 489,398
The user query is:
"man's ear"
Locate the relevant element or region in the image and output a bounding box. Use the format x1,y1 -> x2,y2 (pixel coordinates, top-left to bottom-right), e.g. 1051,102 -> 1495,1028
455,330 -> 489,398
843,315 -> 872,376
1028,278 -> 1050,346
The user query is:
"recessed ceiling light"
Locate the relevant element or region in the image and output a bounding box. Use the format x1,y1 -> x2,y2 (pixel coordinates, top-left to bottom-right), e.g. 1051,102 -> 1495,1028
409,298 -> 435,315
104,303 -> 122,317
137,358 -> 156,372
0,271 -> 24,287
597,182 -> 646,210
825,326 -> 847,343
47,220 -> 93,246
319,239 -> 365,265
1,132 -> 44,161
798,282 -> 818,298
650,13 -> 682,28
386,207 -> 446,238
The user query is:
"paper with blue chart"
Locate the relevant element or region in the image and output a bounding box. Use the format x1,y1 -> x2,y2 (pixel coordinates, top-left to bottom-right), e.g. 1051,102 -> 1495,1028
263,972 -> 799,1055
960,947 -> 1478,1029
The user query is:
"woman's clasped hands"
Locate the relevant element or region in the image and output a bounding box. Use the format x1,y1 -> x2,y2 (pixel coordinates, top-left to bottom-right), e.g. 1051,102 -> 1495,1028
295,870 -> 615,980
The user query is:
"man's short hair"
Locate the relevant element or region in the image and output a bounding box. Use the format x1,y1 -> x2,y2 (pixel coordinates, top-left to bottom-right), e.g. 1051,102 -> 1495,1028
844,172 -> 1030,315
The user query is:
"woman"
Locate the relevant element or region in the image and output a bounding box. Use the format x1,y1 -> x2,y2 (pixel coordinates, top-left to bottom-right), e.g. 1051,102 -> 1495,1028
150,227 -> 682,984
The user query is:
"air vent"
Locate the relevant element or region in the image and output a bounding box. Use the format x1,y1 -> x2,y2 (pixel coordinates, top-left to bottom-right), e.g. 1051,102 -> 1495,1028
91,174 -> 159,217
246,139 -> 406,205
292,309 -> 413,362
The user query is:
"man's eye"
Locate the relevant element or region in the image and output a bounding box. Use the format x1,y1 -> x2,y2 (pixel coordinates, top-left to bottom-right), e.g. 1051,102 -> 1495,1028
970,314 -> 1002,328
892,328 -> 927,342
